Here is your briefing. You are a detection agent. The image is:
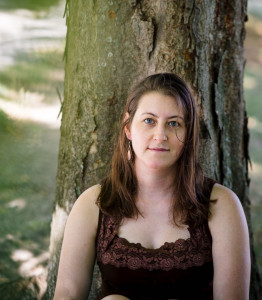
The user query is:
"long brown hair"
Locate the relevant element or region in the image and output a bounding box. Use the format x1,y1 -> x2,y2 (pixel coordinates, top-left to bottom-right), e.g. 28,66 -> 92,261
97,73 -> 211,227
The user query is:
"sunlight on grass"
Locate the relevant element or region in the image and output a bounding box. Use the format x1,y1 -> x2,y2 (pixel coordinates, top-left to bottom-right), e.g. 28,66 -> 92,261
244,75 -> 257,89
6,198 -> 27,210
11,249 -> 49,277
0,47 -> 65,104
3,245 -> 49,298
0,85 -> 46,103
250,163 -> 262,176
248,117 -> 262,134
11,249 -> 33,262
0,46 -> 64,128
0,98 -> 61,129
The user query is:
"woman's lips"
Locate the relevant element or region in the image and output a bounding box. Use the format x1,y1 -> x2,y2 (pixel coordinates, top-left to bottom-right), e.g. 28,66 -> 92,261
148,148 -> 169,152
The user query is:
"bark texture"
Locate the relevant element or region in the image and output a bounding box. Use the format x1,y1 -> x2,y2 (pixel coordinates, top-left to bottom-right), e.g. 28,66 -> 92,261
45,0 -> 262,299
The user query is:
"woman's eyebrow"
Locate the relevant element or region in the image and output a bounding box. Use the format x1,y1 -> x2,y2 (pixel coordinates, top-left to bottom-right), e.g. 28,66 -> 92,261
142,112 -> 184,120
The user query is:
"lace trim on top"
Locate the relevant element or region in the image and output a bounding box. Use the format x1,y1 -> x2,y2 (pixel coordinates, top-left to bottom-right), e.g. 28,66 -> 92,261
97,213 -> 212,271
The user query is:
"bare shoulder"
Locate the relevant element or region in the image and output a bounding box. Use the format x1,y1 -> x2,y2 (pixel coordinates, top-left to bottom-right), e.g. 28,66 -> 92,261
74,184 -> 101,210
208,182 -> 249,254
72,184 -> 100,212
67,184 -> 101,232
208,185 -> 250,299
209,184 -> 246,234
209,183 -> 246,222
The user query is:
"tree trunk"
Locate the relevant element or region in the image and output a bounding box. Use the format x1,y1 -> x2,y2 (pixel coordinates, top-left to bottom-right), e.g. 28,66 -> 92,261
45,0 -> 262,299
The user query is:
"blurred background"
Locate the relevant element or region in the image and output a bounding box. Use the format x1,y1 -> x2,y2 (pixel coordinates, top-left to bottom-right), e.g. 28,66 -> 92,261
0,0 -> 261,298
0,0 -> 65,297
245,0 -> 262,280
244,0 -> 262,284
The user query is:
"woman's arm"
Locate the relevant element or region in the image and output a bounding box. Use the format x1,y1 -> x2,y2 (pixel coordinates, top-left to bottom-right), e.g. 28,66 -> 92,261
53,184 -> 100,300
209,184 -> 250,300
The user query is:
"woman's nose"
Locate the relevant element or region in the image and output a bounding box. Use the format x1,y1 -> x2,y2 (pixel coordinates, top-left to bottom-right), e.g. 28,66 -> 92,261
153,127 -> 167,142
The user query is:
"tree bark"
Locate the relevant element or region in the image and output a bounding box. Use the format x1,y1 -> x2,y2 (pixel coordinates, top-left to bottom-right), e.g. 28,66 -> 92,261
45,0 -> 262,299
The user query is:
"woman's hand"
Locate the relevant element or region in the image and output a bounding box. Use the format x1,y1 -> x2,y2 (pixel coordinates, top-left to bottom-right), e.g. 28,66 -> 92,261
101,295 -> 130,300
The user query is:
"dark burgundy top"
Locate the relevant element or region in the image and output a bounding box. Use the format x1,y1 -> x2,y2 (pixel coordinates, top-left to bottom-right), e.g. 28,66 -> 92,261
96,180 -> 215,300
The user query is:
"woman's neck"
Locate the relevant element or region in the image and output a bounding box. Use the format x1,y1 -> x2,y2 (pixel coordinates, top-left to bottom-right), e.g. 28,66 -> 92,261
134,162 -> 175,206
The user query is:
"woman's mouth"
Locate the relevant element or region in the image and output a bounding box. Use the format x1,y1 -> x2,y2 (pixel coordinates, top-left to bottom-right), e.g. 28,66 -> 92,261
148,148 -> 169,152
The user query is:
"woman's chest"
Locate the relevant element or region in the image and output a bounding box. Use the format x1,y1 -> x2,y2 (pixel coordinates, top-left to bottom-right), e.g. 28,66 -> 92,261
117,216 -> 190,250
97,212 -> 213,272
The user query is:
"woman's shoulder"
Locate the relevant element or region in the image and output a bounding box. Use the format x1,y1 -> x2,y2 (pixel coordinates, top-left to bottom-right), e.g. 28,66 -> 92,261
77,184 -> 101,205
68,184 -> 101,226
210,183 -> 240,210
207,184 -> 250,298
76,183 -> 101,208
208,183 -> 248,234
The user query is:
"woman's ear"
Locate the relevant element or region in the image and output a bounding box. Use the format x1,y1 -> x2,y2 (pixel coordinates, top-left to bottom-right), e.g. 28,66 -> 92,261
124,112 -> 131,140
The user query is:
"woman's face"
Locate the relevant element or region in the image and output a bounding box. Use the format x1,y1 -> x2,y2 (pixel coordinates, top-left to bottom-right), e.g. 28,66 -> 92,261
125,91 -> 186,172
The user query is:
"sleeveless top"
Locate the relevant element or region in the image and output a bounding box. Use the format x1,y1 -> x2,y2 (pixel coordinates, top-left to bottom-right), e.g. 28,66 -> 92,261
96,179 -> 215,300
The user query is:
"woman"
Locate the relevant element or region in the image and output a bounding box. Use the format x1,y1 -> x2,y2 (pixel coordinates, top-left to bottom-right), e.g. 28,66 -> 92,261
54,73 -> 250,300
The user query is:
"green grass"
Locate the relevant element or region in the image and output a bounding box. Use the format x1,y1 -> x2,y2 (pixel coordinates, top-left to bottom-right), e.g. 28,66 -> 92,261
0,113 -> 59,283
0,48 -> 64,104
0,7 -> 65,292
0,0 -> 61,11
0,2 -> 64,298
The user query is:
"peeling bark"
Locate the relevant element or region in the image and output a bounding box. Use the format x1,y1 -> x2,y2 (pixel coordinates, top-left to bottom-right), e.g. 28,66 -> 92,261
45,0 -> 262,299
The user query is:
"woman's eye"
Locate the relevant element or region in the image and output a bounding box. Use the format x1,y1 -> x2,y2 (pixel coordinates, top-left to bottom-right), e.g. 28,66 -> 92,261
169,121 -> 180,127
144,118 -> 155,124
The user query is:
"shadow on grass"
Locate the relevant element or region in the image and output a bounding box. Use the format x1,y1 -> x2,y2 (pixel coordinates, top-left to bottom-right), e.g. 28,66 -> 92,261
0,111 -> 59,299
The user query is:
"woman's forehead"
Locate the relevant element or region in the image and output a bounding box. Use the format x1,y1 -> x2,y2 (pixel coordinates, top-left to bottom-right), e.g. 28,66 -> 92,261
135,91 -> 185,116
